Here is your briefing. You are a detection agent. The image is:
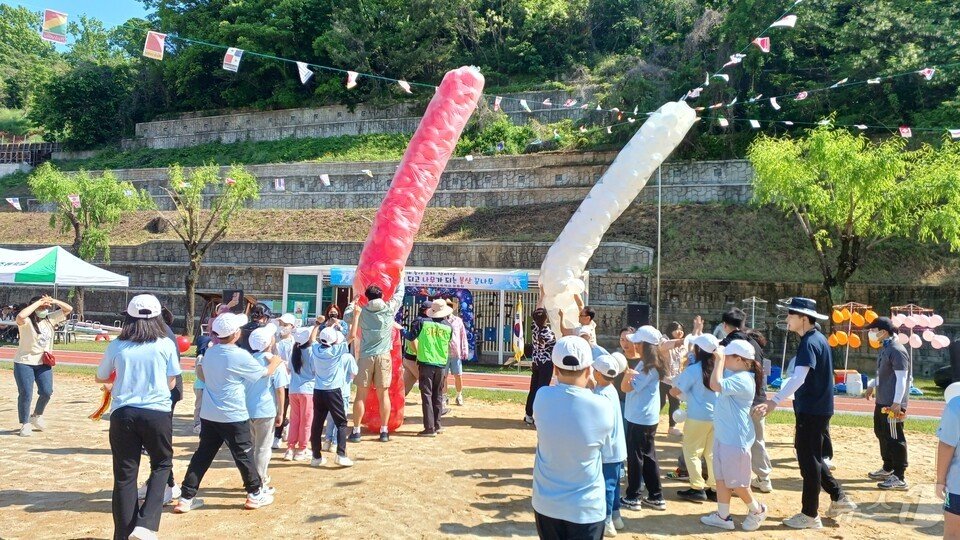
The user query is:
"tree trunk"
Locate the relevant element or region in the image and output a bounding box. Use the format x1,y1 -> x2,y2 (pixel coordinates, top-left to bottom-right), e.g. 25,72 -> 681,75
74,287 -> 85,320
184,258 -> 201,338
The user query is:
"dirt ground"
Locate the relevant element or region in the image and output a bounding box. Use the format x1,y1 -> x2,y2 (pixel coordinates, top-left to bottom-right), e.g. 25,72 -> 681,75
0,372 -> 946,539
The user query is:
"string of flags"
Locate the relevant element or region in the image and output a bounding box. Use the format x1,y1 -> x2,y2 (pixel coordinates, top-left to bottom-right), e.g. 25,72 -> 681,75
703,114 -> 960,139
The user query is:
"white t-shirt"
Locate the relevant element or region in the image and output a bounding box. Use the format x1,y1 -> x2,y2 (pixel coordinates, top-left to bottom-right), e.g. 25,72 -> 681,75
14,311 -> 66,366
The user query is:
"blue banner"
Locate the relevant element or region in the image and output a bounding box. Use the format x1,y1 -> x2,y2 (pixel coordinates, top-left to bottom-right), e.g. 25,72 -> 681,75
328,267 -> 529,291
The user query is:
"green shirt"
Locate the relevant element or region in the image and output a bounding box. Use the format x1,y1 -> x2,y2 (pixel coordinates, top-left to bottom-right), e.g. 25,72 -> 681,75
413,318 -> 453,367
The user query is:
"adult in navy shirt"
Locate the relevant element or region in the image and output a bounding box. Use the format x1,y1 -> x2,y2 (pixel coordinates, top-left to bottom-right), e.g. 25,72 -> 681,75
754,298 -> 856,529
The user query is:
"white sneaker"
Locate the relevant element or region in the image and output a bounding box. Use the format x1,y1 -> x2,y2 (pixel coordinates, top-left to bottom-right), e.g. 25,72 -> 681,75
322,440 -> 333,452
700,512 -> 735,530
262,485 -> 276,496
751,476 -> 773,493
167,483 -> 181,504
455,393 -> 464,406
294,450 -> 311,462
742,503 -> 768,531
825,495 -> 857,518
18,423 -> 32,437
612,512 -> 624,530
523,415 -> 535,426
30,414 -> 46,431
271,437 -> 282,450
128,525 -> 158,540
335,455 -> 354,467
868,467 -> 894,480
668,427 -> 683,437
823,457 -> 837,470
283,449 -> 295,461
782,512 -> 823,529
244,488 -> 274,510
877,476 -> 909,491
603,518 -> 617,537
173,497 -> 203,514
310,457 -> 327,467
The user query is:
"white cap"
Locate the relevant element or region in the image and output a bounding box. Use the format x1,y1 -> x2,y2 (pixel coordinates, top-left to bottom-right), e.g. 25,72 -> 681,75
690,333 -> 720,353
127,294 -> 162,319
318,326 -> 341,346
292,326 -> 313,346
249,324 -> 278,352
628,325 -> 662,345
551,335 -> 594,371
724,339 -> 756,360
278,313 -> 297,326
594,352 -> 627,378
212,312 -> 248,339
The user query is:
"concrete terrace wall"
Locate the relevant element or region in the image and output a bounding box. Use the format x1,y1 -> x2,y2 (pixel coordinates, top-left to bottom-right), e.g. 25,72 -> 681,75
122,90 -> 593,150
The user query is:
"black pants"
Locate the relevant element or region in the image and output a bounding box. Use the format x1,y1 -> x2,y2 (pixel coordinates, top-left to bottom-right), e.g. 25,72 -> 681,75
180,418 -> 261,499
625,422 -> 661,500
659,382 -> 681,428
274,387 -> 290,439
534,511 -> 604,540
525,362 -> 554,418
795,412 -> 844,517
823,426 -> 833,459
311,389 -> 348,458
109,406 -> 173,540
419,363 -> 445,433
167,385 -> 183,488
873,404 -> 908,479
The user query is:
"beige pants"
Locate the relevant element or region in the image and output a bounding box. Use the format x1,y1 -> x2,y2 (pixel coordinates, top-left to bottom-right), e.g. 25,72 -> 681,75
682,418 -> 716,490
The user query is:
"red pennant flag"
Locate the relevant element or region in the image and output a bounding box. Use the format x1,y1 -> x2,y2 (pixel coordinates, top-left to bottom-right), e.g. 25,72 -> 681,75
346,71 -> 358,89
563,98 -> 577,107
142,31 -> 166,61
898,126 -> 912,138
68,194 -> 81,208
795,91 -> 808,101
494,96 -> 502,111
919,68 -> 936,80
752,37 -> 771,53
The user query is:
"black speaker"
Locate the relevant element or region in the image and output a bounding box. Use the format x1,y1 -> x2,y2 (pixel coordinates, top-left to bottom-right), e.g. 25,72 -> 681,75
626,303 -> 650,329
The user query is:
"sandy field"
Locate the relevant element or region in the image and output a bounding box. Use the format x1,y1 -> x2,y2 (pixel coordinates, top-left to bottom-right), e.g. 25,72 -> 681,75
0,372 -> 946,539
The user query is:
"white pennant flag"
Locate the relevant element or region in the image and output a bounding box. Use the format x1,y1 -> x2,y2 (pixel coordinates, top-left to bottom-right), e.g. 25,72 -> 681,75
628,117 -> 636,123
817,119 -> 831,125
771,14 -> 798,28
632,106 -> 639,115
346,71 -> 359,89
749,119 -> 761,129
5,197 -> 21,211
465,155 -> 474,161
296,62 -> 313,84
606,126 -> 612,134
542,98 -> 552,106
718,117 -> 729,127
713,74 -> 730,82
361,169 -> 373,178
723,54 -> 744,68
748,94 -> 763,103
320,174 -> 331,187
520,99 -> 531,113
899,126 -> 912,138
596,103 -> 602,111
830,78 -> 848,88
67,194 -> 81,208
727,97 -> 738,107
770,97 -> 781,110
855,124 -> 868,130
397,80 -> 412,94
949,129 -> 960,139
867,78 -> 881,84
709,102 -> 723,109
274,178 -> 286,191
494,96 -> 502,111
695,106 -> 705,111
579,126 -> 587,133
782,121 -> 794,126
752,37 -> 771,53
919,68 -> 936,80
222,48 -> 244,72
704,72 -> 710,87
795,91 -> 809,101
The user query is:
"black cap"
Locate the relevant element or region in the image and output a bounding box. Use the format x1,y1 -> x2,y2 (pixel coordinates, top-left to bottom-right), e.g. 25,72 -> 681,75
866,316 -> 896,335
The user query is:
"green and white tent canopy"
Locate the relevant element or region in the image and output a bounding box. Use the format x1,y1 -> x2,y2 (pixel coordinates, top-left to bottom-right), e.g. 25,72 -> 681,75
0,246 -> 128,287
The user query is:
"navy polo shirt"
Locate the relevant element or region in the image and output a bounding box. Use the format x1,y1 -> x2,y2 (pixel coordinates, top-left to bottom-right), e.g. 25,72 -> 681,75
793,329 -> 834,415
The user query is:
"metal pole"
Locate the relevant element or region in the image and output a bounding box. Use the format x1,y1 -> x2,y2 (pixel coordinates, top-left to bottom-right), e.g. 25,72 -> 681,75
655,166 -> 662,329
497,290 -> 506,365
781,333 -> 788,373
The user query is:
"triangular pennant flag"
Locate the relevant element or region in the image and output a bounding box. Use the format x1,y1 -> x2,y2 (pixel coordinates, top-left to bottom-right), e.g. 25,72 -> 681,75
494,96 -> 502,111
771,14 -> 797,28
749,119 -> 761,129
830,78 -> 849,88
553,129 -> 561,140
274,178 -> 286,191
320,174 -> 331,186
704,72 -> 710,87
224,177 -> 235,186
919,68 -> 936,80
727,97 -> 738,107
579,126 -> 587,133
770,97 -> 781,110
361,169 -> 373,178
748,94 -> 763,103
606,126 -> 612,134
723,54 -> 743,68
41,9 -> 68,44
855,124 -> 868,130
899,126 -> 912,138
465,155 -> 474,161
5,197 -> 21,211
867,78 -> 881,84
817,119 -> 831,125
695,107 -> 705,112
346,71 -> 359,89
542,98 -> 552,106
596,103 -> 602,111
795,91 -> 808,101
296,62 -> 314,84
713,74 -> 730,82
752,37 -> 771,53
949,129 -> 960,139
718,117 -> 729,127
632,106 -> 639,115
142,31 -> 167,61
709,102 -> 724,109
222,48 -> 244,72
123,189 -> 133,197
782,121 -> 794,126
67,194 -> 81,208
520,99 -> 531,113
687,87 -> 703,99
563,98 -> 577,107
627,118 -> 636,123
397,80 -> 412,94
617,112 -> 623,121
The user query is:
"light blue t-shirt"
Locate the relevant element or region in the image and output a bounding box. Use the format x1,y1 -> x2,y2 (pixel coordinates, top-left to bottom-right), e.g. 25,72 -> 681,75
532,384 -> 613,524
594,383 -> 627,464
276,336 -> 294,367
673,362 -> 717,422
245,351 -> 290,419
288,345 -> 316,395
97,338 -> 181,413
713,369 -> 756,448
199,344 -> 269,423
341,353 -> 358,399
938,398 -> 960,494
311,342 -> 351,391
624,367 -> 661,426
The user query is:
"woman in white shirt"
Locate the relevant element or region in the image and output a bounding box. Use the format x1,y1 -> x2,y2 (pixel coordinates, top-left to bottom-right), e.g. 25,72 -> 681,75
13,295 -> 72,437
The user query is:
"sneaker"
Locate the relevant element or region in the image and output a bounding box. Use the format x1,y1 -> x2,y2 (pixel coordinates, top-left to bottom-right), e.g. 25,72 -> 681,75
441,407 -> 451,416
310,457 -> 328,467
612,512 -> 625,530
455,393 -> 464,406
700,512 -> 735,530
417,430 -> 437,437
379,431 -> 390,442
262,485 -> 276,496
523,415 -> 535,426
137,481 -> 148,500
271,437 -> 282,450
619,497 -> 641,510
128,525 -> 158,540
244,488 -> 274,510
322,440 -> 333,452
603,518 -> 617,537
742,503 -> 768,531
868,468 -> 894,480
666,468 -> 689,480
294,450 -> 311,462
30,414 -> 46,431
168,483 -> 182,504
751,476 -> 773,493
668,427 -> 683,437
173,497 -> 203,514
335,455 -> 354,467
192,422 -> 202,435
435,426 -> 444,434
348,431 -> 362,443
283,449 -> 295,461
18,423 -> 32,437
641,497 -> 666,511
677,488 -> 707,503
281,424 -> 289,442
823,457 -> 837,471
825,495 -> 857,518
782,512 -> 823,529
877,476 -> 909,491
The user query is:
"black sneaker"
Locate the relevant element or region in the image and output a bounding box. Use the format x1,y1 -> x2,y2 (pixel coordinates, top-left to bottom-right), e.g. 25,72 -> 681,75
706,489 -> 718,502
378,432 -> 390,442
417,430 -> 436,437
348,432 -> 362,443
677,488 -> 707,503
641,497 -> 667,511
619,496 -> 641,510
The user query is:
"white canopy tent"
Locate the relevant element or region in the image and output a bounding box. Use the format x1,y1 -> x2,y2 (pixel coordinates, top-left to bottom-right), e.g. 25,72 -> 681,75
0,246 -> 129,288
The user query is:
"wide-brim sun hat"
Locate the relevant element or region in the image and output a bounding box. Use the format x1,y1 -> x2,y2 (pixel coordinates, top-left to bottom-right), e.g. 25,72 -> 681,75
425,298 -> 453,319
777,297 -> 828,320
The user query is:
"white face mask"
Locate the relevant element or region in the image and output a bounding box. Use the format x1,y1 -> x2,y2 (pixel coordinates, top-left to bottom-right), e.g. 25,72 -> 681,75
279,326 -> 292,337
35,309 -> 49,319
868,330 -> 879,342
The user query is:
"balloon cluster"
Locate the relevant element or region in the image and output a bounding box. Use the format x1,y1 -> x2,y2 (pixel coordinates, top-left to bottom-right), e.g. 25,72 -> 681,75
827,307 -> 878,349
890,312 -> 949,349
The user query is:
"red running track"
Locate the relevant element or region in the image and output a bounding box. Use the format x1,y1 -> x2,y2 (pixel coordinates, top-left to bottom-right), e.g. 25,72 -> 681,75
1,348 -> 945,418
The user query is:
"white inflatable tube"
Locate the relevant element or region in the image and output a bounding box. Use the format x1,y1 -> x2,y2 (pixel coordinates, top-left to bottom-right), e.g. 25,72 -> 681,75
539,100 -> 698,331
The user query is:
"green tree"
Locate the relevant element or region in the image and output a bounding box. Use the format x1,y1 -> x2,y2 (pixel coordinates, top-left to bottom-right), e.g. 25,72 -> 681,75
27,163 -> 153,315
748,127 -> 960,304
0,4 -> 63,109
160,164 -> 259,335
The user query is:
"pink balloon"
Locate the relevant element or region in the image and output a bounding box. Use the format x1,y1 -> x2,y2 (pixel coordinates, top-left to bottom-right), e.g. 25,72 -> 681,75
923,329 -> 936,342
938,335 -> 952,348
903,316 -> 918,329
933,340 -> 945,350
909,334 -> 923,348
891,314 -> 904,327
919,314 -> 932,327
897,333 -> 910,345
931,314 -> 945,328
